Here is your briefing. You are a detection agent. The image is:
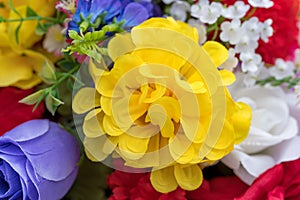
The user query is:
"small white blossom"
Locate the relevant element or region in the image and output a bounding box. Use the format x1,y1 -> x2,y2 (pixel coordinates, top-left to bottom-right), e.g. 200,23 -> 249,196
260,19 -> 273,42
190,0 -> 210,19
242,17 -> 261,40
240,52 -> 262,72
219,48 -> 238,71
222,1 -> 250,19
220,19 -> 242,45
243,64 -> 268,87
43,25 -> 67,56
188,19 -> 207,44
170,1 -> 190,21
248,0 -> 274,8
235,35 -> 258,53
269,58 -> 295,80
197,2 -> 223,24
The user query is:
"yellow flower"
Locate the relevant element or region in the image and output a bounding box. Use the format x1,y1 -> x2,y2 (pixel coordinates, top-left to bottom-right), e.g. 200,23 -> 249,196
73,17 -> 252,193
0,0 -> 56,89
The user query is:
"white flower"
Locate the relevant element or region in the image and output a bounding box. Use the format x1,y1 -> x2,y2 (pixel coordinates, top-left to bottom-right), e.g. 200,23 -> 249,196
242,17 -> 261,40
222,1 -> 250,19
223,74 -> 299,184
248,0 -> 274,8
191,1 -> 222,24
190,0 -> 210,19
43,25 -> 67,56
220,19 -> 242,44
269,59 -> 295,79
260,19 -> 273,42
240,52 -> 262,72
243,64 -> 269,87
188,19 -> 207,44
219,48 -> 238,71
235,35 -> 258,53
170,1 -> 190,21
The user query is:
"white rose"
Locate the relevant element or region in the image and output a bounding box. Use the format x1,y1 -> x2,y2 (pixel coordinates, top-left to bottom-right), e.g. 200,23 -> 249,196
222,75 -> 299,184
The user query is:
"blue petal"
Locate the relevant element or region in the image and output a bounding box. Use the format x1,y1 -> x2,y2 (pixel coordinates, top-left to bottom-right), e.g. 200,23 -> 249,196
104,0 -> 122,22
2,120 -> 49,142
120,3 -> 149,28
90,0 -> 114,22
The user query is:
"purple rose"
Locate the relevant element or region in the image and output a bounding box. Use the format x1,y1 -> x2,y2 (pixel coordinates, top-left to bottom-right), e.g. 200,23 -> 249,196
0,120 -> 80,200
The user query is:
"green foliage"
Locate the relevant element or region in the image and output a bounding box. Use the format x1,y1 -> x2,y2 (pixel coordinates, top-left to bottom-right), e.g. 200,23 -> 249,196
63,154 -> 113,200
64,22 -> 124,63
256,75 -> 300,89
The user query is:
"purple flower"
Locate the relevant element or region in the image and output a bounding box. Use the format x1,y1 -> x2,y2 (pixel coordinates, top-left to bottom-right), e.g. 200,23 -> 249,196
0,120 -> 80,200
68,0 -> 161,32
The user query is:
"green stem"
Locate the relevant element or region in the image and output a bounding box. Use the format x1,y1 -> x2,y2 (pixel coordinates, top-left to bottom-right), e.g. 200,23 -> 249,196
51,65 -> 80,90
244,7 -> 257,20
0,16 -> 62,23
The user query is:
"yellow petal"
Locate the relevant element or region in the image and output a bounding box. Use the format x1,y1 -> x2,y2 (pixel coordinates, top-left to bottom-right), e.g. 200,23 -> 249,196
8,6 -> 41,50
203,41 -> 228,67
72,87 -> 99,114
84,135 -> 115,161
174,164 -> 203,191
118,133 -> 150,160
205,120 -> 234,149
12,74 -> 42,89
150,166 -> 178,193
108,33 -> 135,61
83,109 -> 105,138
100,96 -> 112,116
232,102 -> 252,144
169,133 -> 195,164
0,50 -> 44,88
103,115 -> 125,136
220,70 -> 236,86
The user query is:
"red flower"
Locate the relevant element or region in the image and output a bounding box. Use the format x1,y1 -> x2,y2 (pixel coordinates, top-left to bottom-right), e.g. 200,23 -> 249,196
0,87 -> 45,135
221,0 -> 299,64
107,171 -> 186,200
236,158 -> 300,200
186,176 -> 248,200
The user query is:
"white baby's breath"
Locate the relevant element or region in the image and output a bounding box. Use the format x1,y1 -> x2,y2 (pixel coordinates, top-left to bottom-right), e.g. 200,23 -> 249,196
219,48 -> 238,71
169,1 -> 190,21
222,1 -> 250,19
269,58 -> 295,80
220,19 -> 242,45
248,0 -> 274,8
240,52 -> 262,72
260,19 -> 273,42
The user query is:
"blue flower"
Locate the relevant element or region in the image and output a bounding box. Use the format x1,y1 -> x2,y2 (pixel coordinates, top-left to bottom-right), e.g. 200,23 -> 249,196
68,0 -> 161,33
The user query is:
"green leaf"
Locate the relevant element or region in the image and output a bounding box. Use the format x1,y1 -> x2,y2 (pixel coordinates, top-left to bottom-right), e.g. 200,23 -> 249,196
56,59 -> 75,71
26,6 -> 38,17
63,154 -> 113,200
68,30 -> 82,40
35,22 -> 47,35
45,93 -> 64,116
0,2 -> 5,8
19,89 -> 46,105
40,60 -> 57,84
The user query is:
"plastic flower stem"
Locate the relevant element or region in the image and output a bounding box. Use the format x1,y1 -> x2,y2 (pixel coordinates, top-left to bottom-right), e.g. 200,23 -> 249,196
32,65 -> 80,111
0,16 -> 63,24
212,26 -> 219,41
243,7 -> 257,20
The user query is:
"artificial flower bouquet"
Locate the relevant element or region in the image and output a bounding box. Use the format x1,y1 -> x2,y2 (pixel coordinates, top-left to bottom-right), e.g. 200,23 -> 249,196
0,0 -> 299,199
